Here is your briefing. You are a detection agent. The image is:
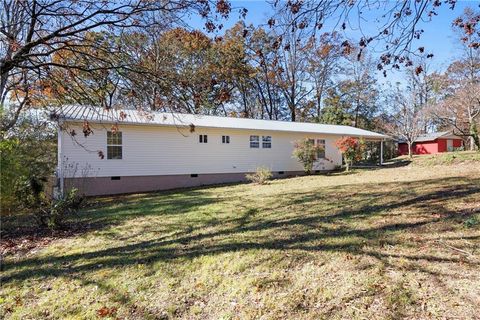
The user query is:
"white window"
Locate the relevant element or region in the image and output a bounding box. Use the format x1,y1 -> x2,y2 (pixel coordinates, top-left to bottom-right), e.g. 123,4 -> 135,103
107,131 -> 122,159
317,139 -> 326,159
199,135 -> 208,143
262,136 -> 272,148
250,135 -> 259,148
222,135 -> 230,144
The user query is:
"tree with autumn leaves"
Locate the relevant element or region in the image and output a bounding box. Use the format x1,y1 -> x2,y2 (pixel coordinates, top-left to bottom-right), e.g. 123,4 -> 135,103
1,1 -> 478,144
0,0 -> 235,134
335,137 -> 366,172
133,28 -> 250,114
25,32 -> 125,109
428,8 -> 480,151
2,0 -> 480,137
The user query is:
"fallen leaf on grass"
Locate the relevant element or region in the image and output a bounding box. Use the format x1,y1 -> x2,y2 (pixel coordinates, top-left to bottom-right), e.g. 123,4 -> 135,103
97,306 -> 117,317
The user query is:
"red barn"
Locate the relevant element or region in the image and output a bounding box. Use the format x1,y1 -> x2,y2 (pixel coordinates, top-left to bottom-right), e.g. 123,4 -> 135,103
398,132 -> 463,156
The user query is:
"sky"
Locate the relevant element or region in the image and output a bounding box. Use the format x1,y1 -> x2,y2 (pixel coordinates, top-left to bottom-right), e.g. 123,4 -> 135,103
187,0 -> 480,83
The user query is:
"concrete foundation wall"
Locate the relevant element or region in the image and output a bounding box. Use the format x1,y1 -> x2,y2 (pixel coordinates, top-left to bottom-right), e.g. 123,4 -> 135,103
65,171 -> 307,196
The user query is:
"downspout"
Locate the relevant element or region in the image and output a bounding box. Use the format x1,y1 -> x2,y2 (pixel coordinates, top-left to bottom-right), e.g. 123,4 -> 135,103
57,120 -> 64,198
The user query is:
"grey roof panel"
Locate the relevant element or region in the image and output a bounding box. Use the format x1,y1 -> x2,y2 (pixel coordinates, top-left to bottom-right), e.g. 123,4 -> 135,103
398,131 -> 456,143
56,105 -> 390,139
414,131 -> 451,142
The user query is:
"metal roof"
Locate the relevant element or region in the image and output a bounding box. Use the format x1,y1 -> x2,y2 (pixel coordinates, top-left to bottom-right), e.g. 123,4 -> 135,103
414,131 -> 453,142
397,131 -> 457,143
54,105 -> 389,139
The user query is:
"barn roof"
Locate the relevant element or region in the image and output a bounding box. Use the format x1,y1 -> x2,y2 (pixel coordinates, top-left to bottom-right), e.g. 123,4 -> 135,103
415,132 -> 451,142
54,105 -> 389,140
398,131 -> 459,143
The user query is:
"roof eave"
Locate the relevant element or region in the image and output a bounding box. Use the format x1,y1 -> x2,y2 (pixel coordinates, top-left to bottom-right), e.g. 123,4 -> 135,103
62,117 -> 390,139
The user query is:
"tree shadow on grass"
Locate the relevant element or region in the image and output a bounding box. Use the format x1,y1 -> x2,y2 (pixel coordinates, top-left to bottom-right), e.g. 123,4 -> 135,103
0,187 -> 225,244
350,158 -> 412,171
2,176 -> 479,283
325,159 -> 412,177
382,157 -> 412,168
2,176 -> 480,318
82,189 -> 220,222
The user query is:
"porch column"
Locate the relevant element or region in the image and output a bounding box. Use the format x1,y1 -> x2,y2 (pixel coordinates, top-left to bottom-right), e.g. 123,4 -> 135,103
380,139 -> 384,166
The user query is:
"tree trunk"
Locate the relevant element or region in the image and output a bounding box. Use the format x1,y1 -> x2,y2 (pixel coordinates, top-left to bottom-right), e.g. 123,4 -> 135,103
316,79 -> 325,120
471,134 -> 480,151
289,86 -> 296,122
288,96 -> 296,122
470,122 -> 480,151
254,78 -> 271,120
470,136 -> 475,151
408,142 -> 413,159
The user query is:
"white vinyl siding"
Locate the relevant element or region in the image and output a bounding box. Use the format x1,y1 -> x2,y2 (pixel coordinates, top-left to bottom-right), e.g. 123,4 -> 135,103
60,123 -> 343,178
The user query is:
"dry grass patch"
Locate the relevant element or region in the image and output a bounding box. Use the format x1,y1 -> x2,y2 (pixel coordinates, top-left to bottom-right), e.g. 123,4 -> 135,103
1,156 -> 480,319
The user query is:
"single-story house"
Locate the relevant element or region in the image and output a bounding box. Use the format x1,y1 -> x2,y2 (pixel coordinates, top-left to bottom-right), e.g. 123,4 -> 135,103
56,106 -> 389,196
397,131 -> 463,156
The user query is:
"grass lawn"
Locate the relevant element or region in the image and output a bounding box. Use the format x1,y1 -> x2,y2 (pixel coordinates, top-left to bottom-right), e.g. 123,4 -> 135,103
1,153 -> 480,319
397,150 -> 480,166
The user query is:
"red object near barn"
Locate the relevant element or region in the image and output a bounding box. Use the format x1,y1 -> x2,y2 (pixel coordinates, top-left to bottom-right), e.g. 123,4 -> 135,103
397,131 -> 463,156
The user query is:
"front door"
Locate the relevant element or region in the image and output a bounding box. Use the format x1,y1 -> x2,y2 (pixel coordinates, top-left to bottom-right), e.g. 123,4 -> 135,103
447,139 -> 453,152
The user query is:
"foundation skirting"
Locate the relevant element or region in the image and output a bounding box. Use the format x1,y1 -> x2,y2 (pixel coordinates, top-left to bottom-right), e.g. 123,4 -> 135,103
64,171 -> 308,196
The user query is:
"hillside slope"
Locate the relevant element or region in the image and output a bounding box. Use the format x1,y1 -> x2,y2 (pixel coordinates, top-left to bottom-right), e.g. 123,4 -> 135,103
2,158 -> 480,319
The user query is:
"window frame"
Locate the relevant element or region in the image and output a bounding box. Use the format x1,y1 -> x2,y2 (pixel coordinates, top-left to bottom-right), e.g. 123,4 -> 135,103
262,135 -> 272,148
222,135 -> 230,144
316,139 -> 326,159
107,131 -> 122,160
199,134 -> 208,143
250,135 -> 260,148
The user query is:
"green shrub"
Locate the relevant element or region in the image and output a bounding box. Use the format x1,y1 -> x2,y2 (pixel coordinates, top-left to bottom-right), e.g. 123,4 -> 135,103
0,139 -> 25,212
0,116 -> 56,217
292,139 -> 323,174
443,153 -> 457,164
36,188 -> 84,228
246,167 -> 273,185
1,138 -> 54,214
464,215 -> 479,228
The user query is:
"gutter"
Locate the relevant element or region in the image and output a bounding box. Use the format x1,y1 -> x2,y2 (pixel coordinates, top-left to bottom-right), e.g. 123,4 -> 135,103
60,117 -> 391,140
